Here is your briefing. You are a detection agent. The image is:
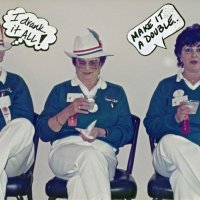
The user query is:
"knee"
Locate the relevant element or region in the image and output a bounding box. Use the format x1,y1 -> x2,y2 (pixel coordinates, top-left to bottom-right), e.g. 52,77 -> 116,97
79,149 -> 107,166
160,134 -> 186,148
15,118 -> 34,128
81,149 -> 100,161
12,118 -> 34,137
160,134 -> 175,145
13,117 -> 32,125
158,134 -> 187,155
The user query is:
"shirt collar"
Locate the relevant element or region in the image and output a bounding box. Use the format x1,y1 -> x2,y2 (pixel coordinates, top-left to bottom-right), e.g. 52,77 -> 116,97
176,68 -> 200,90
71,75 -> 107,89
0,67 -> 7,84
71,75 -> 107,95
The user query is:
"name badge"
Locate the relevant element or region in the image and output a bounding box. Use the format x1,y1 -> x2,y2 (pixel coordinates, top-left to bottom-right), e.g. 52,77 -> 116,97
66,93 -> 84,102
68,114 -> 77,126
0,96 -> 11,108
173,89 -> 184,98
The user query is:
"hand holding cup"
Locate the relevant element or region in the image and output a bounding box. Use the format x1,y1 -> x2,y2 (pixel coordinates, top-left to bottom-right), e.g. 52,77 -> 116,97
84,95 -> 98,112
176,100 -> 199,134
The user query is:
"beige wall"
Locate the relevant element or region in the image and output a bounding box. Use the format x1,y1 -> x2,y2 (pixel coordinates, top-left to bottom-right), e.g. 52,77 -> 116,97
1,0 -> 199,199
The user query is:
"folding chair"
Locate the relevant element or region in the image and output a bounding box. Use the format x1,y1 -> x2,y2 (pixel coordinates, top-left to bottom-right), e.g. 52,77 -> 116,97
5,113 -> 39,200
45,114 -> 140,200
147,136 -> 173,200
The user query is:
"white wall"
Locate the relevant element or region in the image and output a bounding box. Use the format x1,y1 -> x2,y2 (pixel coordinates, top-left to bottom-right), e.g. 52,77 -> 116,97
1,0 -> 199,199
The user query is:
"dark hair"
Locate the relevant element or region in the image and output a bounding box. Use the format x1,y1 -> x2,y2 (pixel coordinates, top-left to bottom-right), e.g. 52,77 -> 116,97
174,23 -> 200,67
72,56 -> 107,67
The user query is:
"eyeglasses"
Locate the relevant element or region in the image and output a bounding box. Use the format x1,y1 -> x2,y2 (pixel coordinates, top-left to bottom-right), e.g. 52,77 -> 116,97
76,59 -> 100,69
182,46 -> 200,54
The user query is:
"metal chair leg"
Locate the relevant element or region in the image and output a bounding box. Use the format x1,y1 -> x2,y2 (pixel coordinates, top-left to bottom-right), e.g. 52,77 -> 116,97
27,188 -> 33,200
16,196 -> 24,200
48,197 -> 57,200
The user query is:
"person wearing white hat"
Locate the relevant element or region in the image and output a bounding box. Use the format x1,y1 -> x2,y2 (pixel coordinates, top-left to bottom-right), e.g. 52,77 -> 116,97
0,24 -> 35,199
37,29 -> 133,200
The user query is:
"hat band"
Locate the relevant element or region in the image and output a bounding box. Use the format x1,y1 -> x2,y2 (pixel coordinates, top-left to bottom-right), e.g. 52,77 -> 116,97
73,44 -> 103,55
74,49 -> 103,56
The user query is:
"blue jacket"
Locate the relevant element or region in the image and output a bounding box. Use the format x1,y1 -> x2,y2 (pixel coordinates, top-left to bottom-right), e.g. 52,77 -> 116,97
36,80 -> 133,149
144,74 -> 200,145
0,69 -> 34,129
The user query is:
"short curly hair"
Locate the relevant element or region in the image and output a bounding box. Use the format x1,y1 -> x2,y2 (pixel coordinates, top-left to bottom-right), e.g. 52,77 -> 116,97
174,23 -> 200,67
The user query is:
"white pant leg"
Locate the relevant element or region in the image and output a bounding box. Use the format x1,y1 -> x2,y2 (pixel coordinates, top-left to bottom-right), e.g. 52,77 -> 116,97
0,171 -> 7,200
0,118 -> 34,199
153,134 -> 200,200
71,148 -> 112,200
5,142 -> 34,177
49,142 -> 117,200
170,169 -> 200,200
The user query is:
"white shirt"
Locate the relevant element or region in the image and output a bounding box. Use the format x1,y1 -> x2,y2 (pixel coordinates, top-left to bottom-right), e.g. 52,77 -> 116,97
176,68 -> 200,90
0,67 -> 7,84
71,75 -> 107,96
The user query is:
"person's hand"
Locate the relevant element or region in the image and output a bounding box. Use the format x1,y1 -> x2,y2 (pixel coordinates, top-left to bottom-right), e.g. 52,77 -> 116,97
80,127 -> 106,142
67,97 -> 94,116
50,97 -> 94,131
175,102 -> 192,123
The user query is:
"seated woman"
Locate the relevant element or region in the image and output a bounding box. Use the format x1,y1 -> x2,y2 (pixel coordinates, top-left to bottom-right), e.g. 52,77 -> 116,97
0,24 -> 35,199
36,28 -> 133,200
144,23 -> 200,199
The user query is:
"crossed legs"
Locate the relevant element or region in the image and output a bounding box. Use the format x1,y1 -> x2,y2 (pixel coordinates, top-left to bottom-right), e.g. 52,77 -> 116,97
0,118 -> 34,199
49,141 -> 117,200
153,134 -> 200,200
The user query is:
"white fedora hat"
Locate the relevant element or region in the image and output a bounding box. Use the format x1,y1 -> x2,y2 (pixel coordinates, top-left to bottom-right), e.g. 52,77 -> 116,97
64,29 -> 113,58
0,24 -> 11,51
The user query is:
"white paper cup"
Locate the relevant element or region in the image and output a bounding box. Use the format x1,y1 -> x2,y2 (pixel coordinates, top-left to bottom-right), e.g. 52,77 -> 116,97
184,100 -> 199,114
84,95 -> 98,112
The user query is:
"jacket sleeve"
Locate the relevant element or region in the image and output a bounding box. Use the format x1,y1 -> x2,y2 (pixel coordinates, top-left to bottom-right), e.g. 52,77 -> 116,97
102,87 -> 134,148
36,86 -> 60,142
11,77 -> 34,123
36,84 -> 80,142
143,81 -> 179,139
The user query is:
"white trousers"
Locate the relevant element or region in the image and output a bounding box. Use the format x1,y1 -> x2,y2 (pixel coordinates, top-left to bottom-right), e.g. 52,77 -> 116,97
153,134 -> 200,200
49,137 -> 117,200
0,118 -> 34,199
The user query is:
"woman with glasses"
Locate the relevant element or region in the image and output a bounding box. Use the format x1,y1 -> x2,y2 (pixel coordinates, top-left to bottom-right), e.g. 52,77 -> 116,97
144,23 -> 200,199
36,29 -> 133,200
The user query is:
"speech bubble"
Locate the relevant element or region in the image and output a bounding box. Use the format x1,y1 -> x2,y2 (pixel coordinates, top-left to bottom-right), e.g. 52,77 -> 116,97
2,7 -> 57,51
127,4 -> 185,56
